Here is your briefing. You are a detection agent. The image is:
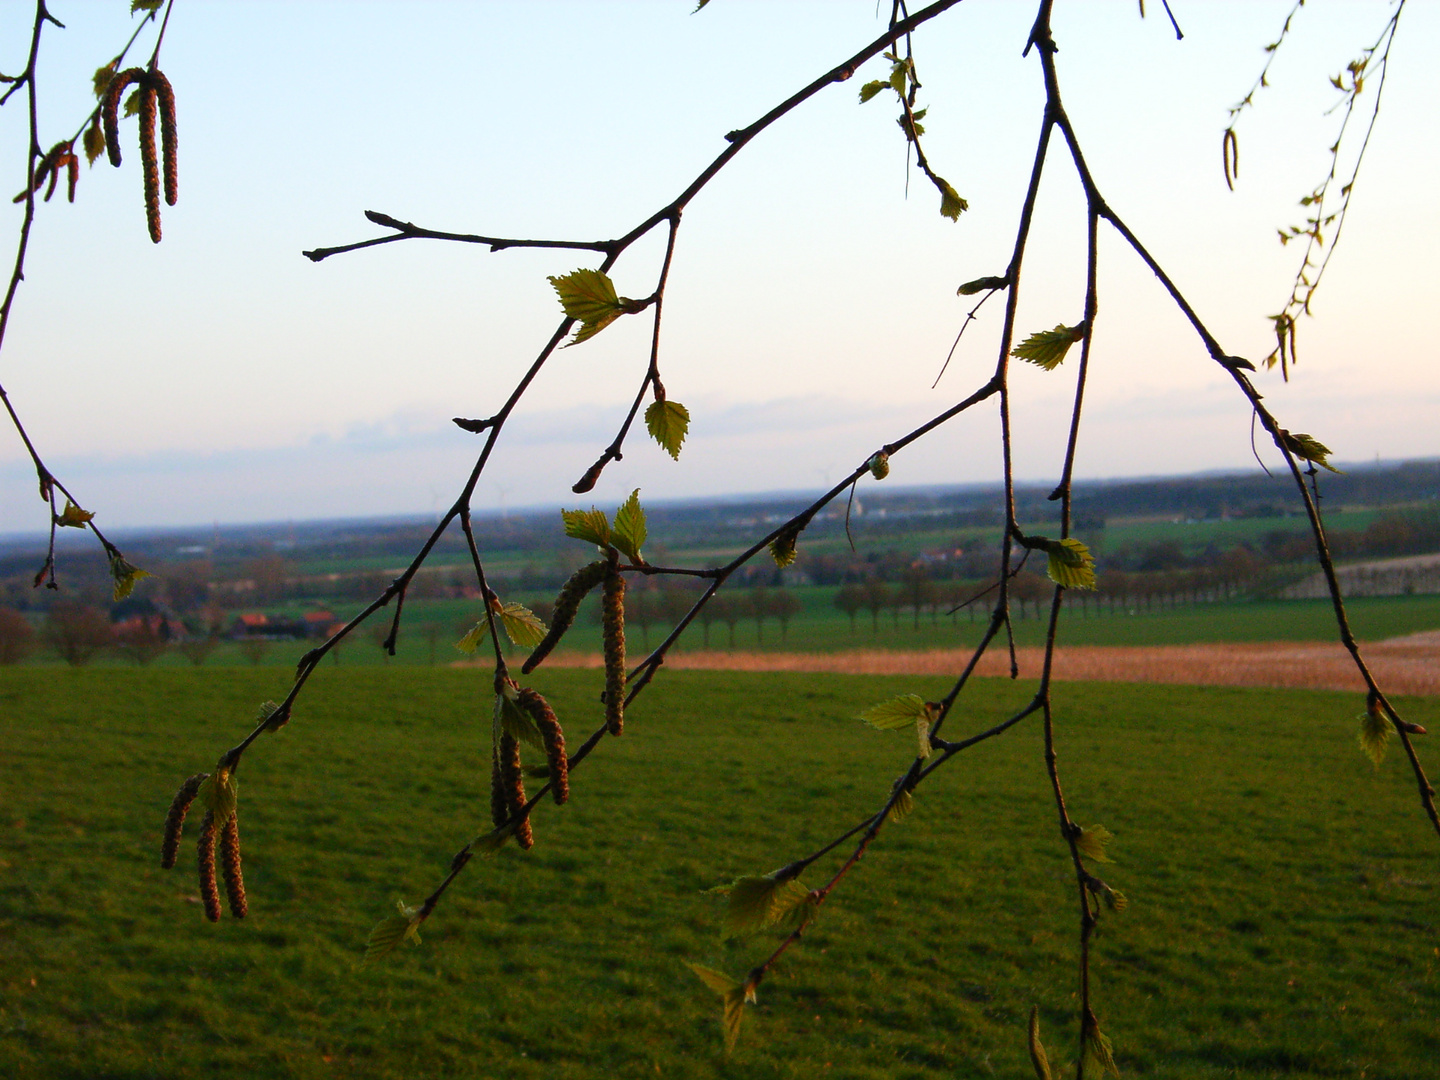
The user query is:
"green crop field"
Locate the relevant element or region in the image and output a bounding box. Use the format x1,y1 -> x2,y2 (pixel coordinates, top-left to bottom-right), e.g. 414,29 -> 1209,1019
2,668 -> 1438,1078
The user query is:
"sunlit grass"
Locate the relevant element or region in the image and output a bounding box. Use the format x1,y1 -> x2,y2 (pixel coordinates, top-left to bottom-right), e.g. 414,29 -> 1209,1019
2,668 -> 1437,1078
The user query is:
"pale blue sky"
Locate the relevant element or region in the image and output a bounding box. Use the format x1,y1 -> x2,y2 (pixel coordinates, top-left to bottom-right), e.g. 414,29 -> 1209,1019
2,1 -> 1436,528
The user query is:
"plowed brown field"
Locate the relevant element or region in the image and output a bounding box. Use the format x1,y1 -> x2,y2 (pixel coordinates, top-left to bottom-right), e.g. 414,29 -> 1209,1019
533,630 -> 1440,695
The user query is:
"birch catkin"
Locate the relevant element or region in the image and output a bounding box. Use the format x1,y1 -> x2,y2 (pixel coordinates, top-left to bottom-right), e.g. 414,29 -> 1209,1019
519,688 -> 568,804
101,68 -> 144,167
522,559 -> 607,674
138,83 -> 161,243
220,812 -> 247,919
197,810 -> 221,923
150,69 -> 178,206
601,565 -> 626,736
161,772 -> 208,869
499,732 -> 534,850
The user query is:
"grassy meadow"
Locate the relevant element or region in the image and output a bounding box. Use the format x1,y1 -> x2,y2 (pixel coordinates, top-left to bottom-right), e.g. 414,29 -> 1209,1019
2,667 -> 1439,1079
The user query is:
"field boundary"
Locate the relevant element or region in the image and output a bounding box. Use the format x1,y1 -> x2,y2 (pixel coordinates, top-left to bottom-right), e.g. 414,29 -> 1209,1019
505,631 -> 1440,696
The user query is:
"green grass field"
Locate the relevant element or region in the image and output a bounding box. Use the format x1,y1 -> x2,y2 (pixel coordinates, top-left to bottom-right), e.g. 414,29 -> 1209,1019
2,668 -> 1438,1078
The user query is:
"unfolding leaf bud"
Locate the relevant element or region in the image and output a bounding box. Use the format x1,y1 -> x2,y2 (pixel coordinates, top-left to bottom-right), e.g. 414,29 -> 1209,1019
956,274 -> 1008,296
161,772 -> 208,869
868,452 -> 890,480
601,566 -> 626,736
519,688 -> 568,804
499,732 -> 534,850
83,118 -> 105,167
572,456 -> 606,494
522,559 -> 607,674
220,811 -> 247,919
197,810 -> 221,923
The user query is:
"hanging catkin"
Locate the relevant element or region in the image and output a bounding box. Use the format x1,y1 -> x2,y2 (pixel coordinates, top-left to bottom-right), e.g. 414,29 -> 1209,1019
519,688 -> 568,804
220,811 -> 247,919
499,732 -> 534,850
523,559 -> 607,674
150,69 -> 179,206
196,810 -> 221,923
101,68 -> 145,167
601,565 -> 626,736
160,772 -> 208,869
137,82 -> 161,242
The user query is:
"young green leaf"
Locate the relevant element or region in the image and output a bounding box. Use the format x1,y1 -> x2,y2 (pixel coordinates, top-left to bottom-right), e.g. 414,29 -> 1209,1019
197,770 -> 238,826
916,715 -> 933,760
132,0 -> 165,13
896,112 -> 925,140
1046,537 -> 1097,590
857,693 -> 930,731
496,689 -> 544,751
1084,1018 -> 1119,1078
123,88 -> 144,119
1358,698 -> 1392,766
721,987 -> 748,1053
497,602 -> 547,648
781,890 -> 821,932
55,500 -> 94,528
1075,823 -> 1113,864
82,121 -> 106,166
92,63 -> 118,99
548,268 -> 628,346
611,489 -> 647,562
888,59 -> 908,95
258,700 -> 287,732
562,507 -> 611,548
473,820 -> 517,856
1028,1006 -> 1054,1080
1275,429 -> 1342,473
364,899 -> 423,963
688,963 -> 741,996
717,872 -> 810,938
645,399 -> 689,460
934,175 -> 968,221
768,529 -> 798,569
109,552 -> 151,601
858,79 -> 888,103
687,965 -> 752,1053
1012,323 -> 1085,370
455,621 -> 490,655
888,787 -> 915,823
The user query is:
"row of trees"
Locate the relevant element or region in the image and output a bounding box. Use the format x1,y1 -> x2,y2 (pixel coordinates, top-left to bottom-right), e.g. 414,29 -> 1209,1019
0,604 -> 283,667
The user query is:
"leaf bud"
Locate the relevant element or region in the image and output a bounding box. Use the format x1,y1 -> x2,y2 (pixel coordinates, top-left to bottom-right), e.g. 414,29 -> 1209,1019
956,274 -> 1008,296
